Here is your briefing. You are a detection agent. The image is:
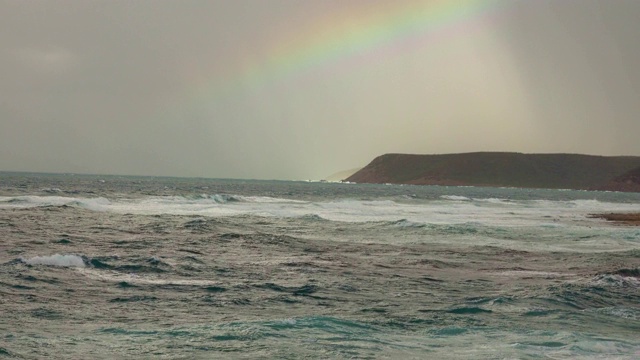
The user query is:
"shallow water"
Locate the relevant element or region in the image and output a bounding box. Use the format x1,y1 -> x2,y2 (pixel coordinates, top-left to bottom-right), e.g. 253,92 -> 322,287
1,173 -> 639,359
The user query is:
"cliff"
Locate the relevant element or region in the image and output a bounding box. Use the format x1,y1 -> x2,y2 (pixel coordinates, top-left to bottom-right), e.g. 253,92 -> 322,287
346,152 -> 640,192
595,167 -> 640,192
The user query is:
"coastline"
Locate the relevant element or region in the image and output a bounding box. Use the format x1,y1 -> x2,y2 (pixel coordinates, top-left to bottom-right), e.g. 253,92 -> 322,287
589,212 -> 640,226
346,152 -> 640,192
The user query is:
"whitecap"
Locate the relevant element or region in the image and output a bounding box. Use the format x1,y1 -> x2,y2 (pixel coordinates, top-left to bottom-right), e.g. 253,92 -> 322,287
0,196 -> 110,211
390,219 -> 426,228
591,274 -> 640,288
236,195 -> 306,204
441,195 -> 471,201
473,197 -> 516,205
589,307 -> 640,320
22,254 -> 85,268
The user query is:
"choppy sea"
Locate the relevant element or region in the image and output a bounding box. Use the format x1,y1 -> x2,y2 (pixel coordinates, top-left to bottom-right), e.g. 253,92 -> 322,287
1,172 -> 639,359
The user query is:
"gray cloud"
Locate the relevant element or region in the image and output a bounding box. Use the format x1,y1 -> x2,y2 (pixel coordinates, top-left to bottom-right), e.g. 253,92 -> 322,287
1,0 -> 639,179
499,0 -> 640,155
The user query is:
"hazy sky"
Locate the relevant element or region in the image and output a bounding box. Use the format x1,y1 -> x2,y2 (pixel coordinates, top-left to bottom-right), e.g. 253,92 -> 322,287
1,0 -> 639,180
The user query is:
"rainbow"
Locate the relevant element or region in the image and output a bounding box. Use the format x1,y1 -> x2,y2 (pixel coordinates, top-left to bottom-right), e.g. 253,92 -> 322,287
185,0 -> 510,106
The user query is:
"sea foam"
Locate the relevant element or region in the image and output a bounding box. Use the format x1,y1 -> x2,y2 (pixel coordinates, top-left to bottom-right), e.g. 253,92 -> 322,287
2,193 -> 640,228
23,254 -> 85,268
0,196 -> 110,211
440,195 -> 471,201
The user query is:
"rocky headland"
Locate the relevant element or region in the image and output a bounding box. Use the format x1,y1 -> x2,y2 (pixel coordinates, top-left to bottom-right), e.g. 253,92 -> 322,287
346,152 -> 640,192
595,166 -> 640,193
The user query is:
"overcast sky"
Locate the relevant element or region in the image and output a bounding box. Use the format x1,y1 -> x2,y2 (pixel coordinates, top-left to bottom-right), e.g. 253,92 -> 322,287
1,0 -> 639,180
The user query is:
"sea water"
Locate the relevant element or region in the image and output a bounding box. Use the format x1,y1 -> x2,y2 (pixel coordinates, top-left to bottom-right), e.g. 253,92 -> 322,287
0,172 -> 639,359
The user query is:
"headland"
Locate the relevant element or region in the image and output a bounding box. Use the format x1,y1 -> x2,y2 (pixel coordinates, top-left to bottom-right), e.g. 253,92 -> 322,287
346,152 -> 640,192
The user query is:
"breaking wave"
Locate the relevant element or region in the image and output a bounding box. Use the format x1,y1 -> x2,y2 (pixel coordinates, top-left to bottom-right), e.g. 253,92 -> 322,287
0,196 -> 110,211
183,194 -> 242,203
22,254 -> 85,268
389,219 -> 426,228
3,175 -> 640,359
440,195 -> 471,201
2,194 -> 640,229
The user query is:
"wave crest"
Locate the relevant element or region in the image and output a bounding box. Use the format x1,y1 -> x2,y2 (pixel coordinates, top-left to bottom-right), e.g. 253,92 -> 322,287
440,195 -> 471,201
0,196 -> 110,211
22,254 -> 85,267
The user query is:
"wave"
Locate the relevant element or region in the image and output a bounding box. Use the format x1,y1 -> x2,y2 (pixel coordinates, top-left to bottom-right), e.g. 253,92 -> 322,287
181,218 -> 219,232
78,268 -> 222,286
21,254 -> 85,267
611,268 -> 640,278
389,219 -> 426,228
18,254 -> 177,273
438,196 -> 640,213
591,274 -> 640,288
440,195 -> 471,201
41,187 -> 63,193
240,196 -> 306,204
3,194 -> 639,231
441,195 -> 515,204
181,194 -> 306,204
88,256 -> 172,274
588,306 -> 640,320
0,194 -> 303,208
297,214 -> 327,221
182,194 -> 242,203
473,197 -> 517,205
446,307 -> 493,314
0,196 -> 110,211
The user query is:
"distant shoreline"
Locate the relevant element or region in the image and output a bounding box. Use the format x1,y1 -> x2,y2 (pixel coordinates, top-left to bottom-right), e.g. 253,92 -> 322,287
346,152 -> 640,192
589,213 -> 640,226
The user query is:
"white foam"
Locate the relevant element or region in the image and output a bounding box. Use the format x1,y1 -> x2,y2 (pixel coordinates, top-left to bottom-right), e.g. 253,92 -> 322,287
591,274 -> 640,288
237,196 -> 305,204
391,219 -> 426,228
78,268 -> 221,286
441,195 -> 471,201
0,196 -> 110,211
589,307 -> 640,320
493,270 -> 575,278
2,194 -> 640,228
23,254 -> 85,268
473,198 -> 517,205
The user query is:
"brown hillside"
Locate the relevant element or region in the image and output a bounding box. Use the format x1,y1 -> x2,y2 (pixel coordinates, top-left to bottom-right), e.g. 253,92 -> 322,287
346,152 -> 640,191
596,167 -> 640,192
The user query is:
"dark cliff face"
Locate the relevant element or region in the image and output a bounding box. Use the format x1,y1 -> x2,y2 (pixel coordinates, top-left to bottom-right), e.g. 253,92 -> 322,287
596,167 -> 640,192
346,152 -> 640,192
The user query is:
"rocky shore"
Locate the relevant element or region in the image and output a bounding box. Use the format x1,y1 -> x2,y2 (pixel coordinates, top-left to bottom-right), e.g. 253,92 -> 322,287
589,213 -> 640,226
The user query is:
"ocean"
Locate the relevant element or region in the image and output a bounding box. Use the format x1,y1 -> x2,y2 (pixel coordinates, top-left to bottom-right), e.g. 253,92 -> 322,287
1,172 -> 639,359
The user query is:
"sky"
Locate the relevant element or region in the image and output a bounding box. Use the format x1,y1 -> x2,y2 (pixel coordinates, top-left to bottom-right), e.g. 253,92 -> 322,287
1,0 -> 639,180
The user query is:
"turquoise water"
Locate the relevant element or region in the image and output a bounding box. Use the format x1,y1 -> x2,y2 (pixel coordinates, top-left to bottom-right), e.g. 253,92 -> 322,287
0,173 -> 639,358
